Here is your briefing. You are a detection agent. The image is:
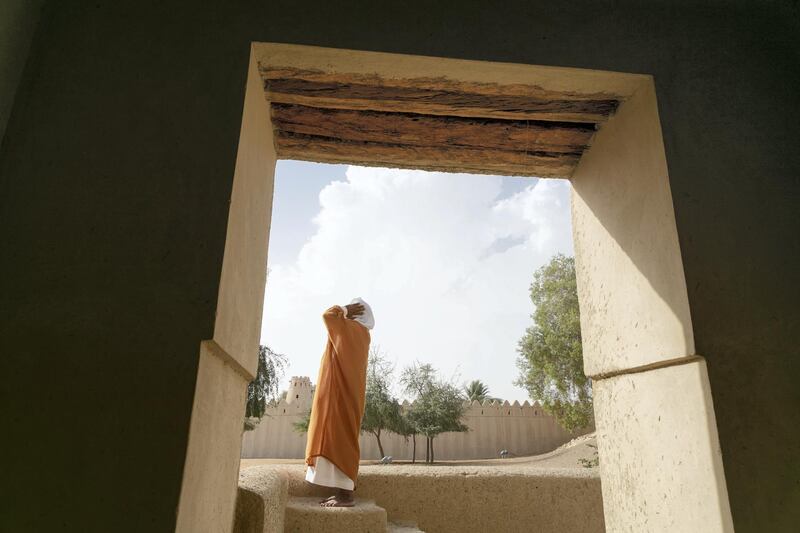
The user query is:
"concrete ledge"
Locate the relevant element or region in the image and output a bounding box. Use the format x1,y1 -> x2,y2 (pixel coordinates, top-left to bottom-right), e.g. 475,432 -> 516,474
285,497 -> 387,533
263,464 -> 604,533
388,522 -> 426,533
234,466 -> 289,533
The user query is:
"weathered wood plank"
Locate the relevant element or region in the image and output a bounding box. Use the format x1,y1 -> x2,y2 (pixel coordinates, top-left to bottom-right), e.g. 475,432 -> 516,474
274,132 -> 578,178
260,66 -> 623,101
271,104 -> 593,154
266,81 -> 615,123
261,67 -> 621,122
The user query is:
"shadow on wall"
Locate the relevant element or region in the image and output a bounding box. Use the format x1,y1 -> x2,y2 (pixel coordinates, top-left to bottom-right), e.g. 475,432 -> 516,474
570,81 -> 696,374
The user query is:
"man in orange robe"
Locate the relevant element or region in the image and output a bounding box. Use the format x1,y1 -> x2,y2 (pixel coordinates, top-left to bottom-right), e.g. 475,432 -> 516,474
305,298 -> 374,507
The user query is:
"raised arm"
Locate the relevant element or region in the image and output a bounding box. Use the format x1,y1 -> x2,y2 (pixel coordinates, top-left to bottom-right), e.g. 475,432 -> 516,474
322,305 -> 349,356
322,303 -> 365,355
322,305 -> 346,333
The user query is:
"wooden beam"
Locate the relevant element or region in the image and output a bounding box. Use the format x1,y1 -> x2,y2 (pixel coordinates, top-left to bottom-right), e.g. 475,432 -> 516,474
271,104 -> 594,155
261,67 -> 621,123
274,132 -> 578,178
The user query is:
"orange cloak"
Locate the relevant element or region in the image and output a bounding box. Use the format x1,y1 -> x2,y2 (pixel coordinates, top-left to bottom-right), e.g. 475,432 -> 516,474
305,306 -> 371,484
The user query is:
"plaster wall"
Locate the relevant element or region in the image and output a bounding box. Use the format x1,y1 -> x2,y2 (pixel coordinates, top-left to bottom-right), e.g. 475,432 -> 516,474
318,466 -> 605,533
241,397 -> 589,460
571,81 -> 694,375
234,466 -> 289,533
0,0 -> 44,145
593,359 -> 733,532
175,50 -> 277,531
213,48 -> 277,375
2,2 -> 798,532
241,398 -> 588,460
239,465 -> 604,533
175,341 -> 250,532
572,78 -> 732,530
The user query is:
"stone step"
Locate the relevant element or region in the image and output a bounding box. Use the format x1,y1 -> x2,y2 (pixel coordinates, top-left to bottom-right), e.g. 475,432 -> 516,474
284,496 -> 388,533
387,520 -> 426,532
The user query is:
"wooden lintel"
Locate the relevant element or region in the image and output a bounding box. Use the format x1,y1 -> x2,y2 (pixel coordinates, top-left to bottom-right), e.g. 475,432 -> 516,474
271,104 -> 593,155
261,68 -> 621,123
274,132 -> 578,178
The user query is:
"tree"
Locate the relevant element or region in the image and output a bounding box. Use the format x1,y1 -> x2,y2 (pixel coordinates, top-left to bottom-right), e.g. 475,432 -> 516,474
401,363 -> 469,463
463,380 -> 490,402
360,347 -> 403,458
393,410 -> 419,463
267,389 -> 288,407
291,348 -> 405,461
462,380 -> 503,403
245,345 -> 287,427
515,254 -> 592,431
293,409 -> 311,434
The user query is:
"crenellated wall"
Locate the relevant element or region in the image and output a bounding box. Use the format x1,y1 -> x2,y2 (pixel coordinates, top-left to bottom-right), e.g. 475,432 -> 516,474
6,5 -> 798,530
241,378 -> 591,460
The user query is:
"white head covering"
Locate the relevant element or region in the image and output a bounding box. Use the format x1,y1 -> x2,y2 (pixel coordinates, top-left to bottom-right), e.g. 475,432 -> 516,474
347,297 -> 375,330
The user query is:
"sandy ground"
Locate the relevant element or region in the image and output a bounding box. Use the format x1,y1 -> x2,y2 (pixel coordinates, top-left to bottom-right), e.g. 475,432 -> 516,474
240,433 -> 598,471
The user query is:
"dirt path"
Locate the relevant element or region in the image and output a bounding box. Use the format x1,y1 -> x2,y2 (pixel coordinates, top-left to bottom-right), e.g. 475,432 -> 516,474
241,433 -> 598,471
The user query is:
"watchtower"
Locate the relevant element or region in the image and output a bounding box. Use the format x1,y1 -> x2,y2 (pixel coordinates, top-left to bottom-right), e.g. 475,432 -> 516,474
285,376 -> 313,408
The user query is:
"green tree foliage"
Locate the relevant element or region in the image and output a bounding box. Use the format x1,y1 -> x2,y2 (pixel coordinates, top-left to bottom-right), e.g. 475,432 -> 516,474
360,347 -> 403,458
392,410 -> 420,463
245,345 -> 287,425
293,348 -> 405,461
462,379 -> 502,403
515,254 -> 592,431
292,357 -> 469,464
401,363 -> 468,463
463,380 -> 490,402
293,409 -> 311,434
268,389 -> 288,407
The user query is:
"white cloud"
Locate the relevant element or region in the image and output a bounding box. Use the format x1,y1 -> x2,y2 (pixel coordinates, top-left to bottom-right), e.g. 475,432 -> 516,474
261,166 -> 573,401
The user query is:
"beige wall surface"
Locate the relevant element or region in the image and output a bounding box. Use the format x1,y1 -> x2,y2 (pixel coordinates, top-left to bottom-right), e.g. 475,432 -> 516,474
213,46 -> 277,376
244,464 -> 605,533
176,342 -> 250,532
2,3 -> 798,532
572,81 -> 695,376
176,50 -> 277,531
241,398 -> 590,461
594,359 -> 733,532
332,466 -> 605,533
572,79 -> 733,531
235,467 -> 289,533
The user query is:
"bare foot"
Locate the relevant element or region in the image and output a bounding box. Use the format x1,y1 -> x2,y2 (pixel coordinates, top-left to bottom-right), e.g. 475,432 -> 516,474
318,488 -> 354,507
320,497 -> 355,507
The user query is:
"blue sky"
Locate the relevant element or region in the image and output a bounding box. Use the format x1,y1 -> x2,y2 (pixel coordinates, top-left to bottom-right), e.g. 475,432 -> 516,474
262,161 -> 574,402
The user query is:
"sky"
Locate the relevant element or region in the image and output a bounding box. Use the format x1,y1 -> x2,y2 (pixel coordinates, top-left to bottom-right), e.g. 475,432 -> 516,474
261,160 -> 574,402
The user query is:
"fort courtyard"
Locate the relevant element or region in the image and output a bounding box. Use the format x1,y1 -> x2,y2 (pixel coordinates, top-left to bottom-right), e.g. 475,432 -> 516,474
2,3 -> 798,533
